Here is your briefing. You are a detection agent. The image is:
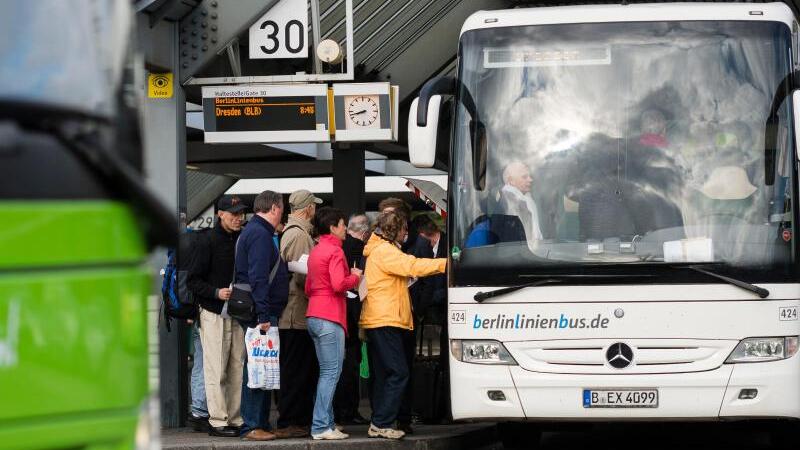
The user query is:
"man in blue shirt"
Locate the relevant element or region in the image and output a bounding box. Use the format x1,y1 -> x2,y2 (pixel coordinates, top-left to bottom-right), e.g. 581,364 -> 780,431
235,190 -> 289,441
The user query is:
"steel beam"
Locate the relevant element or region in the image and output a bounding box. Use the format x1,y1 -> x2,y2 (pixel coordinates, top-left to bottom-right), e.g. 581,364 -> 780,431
178,0 -> 279,82
138,15 -> 189,429
192,160 -> 334,178
333,143 -> 366,216
225,40 -> 242,77
138,12 -> 178,71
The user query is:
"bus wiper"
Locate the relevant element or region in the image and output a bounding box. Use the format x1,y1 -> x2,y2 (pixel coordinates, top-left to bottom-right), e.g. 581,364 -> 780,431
681,265 -> 770,299
474,278 -> 562,303
473,274 -> 654,303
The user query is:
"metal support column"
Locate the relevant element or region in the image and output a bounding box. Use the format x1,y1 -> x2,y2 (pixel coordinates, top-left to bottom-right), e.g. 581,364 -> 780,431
140,16 -> 189,429
309,0 -> 323,74
332,143 -> 366,217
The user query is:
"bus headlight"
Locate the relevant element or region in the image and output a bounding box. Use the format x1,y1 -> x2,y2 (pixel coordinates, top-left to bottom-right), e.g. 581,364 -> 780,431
451,340 -> 517,365
725,337 -> 799,363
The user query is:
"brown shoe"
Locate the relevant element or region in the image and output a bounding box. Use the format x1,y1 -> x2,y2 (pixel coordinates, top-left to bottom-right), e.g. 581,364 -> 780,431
274,425 -> 309,439
242,429 -> 276,441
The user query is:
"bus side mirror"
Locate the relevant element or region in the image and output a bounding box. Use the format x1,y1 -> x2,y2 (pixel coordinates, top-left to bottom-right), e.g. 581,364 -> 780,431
470,119 -> 487,190
409,76 -> 456,168
765,119 -> 777,186
764,72 -> 800,186
765,89 -> 800,186
408,96 -> 441,168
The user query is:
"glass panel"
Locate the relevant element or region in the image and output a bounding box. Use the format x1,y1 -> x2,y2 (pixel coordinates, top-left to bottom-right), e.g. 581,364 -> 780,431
451,21 -> 795,285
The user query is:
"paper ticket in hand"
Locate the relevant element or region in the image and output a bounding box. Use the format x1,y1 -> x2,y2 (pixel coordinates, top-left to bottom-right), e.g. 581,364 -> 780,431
287,254 -> 309,274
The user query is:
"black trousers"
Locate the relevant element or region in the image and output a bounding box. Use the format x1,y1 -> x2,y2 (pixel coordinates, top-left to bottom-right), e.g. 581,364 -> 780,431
334,296 -> 362,421
277,328 -> 318,428
366,326 -> 414,422
333,334 -> 361,420
367,327 -> 410,428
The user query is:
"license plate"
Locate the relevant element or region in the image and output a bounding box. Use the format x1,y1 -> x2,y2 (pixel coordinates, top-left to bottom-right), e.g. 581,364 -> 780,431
583,389 -> 658,408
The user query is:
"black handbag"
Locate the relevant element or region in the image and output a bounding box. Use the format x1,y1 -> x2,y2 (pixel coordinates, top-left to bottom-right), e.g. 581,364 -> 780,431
227,285 -> 255,323
227,238 -> 280,323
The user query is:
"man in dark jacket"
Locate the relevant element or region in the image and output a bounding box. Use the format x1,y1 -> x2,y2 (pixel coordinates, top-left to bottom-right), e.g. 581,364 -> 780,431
188,196 -> 248,438
413,215 -> 447,315
334,213 -> 371,425
411,213 -> 450,423
236,190 -> 289,441
378,197 -> 423,253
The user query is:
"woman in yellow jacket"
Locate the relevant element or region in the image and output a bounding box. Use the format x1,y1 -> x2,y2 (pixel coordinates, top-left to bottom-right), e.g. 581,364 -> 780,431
359,211 -> 446,439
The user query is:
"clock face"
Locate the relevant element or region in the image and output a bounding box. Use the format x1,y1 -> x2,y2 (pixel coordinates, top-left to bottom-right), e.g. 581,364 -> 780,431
346,95 -> 380,128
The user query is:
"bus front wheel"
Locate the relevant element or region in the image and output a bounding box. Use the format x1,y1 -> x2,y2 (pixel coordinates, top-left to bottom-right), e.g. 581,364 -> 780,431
497,422 -> 542,450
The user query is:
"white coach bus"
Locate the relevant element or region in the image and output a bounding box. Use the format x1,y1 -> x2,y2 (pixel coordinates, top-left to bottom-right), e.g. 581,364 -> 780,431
408,2 -> 800,448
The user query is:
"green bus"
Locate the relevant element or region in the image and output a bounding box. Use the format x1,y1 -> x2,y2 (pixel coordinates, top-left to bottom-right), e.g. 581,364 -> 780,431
0,2 -> 175,449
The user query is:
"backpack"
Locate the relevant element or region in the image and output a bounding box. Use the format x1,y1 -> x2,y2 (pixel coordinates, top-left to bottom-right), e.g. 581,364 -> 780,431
160,232 -> 201,330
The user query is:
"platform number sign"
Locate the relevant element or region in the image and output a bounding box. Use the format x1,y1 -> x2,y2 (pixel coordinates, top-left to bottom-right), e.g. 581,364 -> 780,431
249,0 -> 307,59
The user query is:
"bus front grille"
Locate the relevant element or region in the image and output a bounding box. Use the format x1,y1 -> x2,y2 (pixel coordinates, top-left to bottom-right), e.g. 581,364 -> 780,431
504,339 -> 739,374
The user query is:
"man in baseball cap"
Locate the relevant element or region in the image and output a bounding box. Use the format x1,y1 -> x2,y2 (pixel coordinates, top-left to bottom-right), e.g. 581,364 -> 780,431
188,194 -> 250,437
288,189 -> 323,211
218,195 -> 250,214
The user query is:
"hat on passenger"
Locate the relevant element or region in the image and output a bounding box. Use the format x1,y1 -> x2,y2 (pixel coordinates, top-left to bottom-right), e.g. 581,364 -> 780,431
289,189 -> 323,210
217,195 -> 249,213
699,166 -> 757,200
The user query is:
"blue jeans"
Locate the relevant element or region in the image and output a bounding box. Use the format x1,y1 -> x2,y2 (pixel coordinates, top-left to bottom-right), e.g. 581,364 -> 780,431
366,327 -> 409,428
308,317 -> 345,435
190,324 -> 208,417
240,317 -> 278,436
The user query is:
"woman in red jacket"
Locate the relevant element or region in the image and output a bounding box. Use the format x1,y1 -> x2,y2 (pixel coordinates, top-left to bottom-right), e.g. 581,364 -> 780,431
305,207 -> 362,440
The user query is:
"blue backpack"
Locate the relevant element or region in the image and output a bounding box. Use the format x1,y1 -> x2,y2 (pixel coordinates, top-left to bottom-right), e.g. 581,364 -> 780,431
161,234 -> 200,330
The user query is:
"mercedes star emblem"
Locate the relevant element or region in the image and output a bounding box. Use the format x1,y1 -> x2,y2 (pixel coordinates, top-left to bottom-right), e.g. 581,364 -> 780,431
606,343 -> 634,369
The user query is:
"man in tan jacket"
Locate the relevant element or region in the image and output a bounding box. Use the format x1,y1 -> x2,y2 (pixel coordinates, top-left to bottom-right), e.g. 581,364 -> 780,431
275,189 -> 322,438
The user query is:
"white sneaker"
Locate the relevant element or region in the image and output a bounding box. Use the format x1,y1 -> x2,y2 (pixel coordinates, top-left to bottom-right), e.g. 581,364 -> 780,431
335,423 -> 345,432
367,423 -> 405,439
312,428 -> 349,440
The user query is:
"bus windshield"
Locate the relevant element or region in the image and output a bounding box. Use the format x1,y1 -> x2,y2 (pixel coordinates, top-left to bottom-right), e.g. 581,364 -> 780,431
451,21 -> 797,286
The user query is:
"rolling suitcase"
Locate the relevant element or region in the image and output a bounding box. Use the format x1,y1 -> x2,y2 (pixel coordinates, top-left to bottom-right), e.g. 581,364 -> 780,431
411,315 -> 444,423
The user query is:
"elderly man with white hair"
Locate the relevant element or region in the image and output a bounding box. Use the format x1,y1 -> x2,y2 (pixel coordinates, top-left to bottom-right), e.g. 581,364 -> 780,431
500,160 -> 544,242
333,213 -> 371,425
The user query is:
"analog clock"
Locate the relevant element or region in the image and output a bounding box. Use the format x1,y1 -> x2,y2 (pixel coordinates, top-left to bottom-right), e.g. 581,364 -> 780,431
345,95 -> 380,128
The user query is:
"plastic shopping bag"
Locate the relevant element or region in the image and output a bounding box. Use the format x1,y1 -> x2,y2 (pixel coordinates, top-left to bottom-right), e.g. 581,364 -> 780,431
245,327 -> 280,390
359,341 -> 369,379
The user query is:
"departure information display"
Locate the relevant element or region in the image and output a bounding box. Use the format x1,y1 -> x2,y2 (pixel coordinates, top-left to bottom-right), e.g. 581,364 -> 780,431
208,96 -> 315,131
202,84 -> 330,143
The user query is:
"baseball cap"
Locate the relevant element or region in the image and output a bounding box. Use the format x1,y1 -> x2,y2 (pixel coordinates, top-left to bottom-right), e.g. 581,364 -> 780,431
217,195 -> 249,213
289,189 -> 323,209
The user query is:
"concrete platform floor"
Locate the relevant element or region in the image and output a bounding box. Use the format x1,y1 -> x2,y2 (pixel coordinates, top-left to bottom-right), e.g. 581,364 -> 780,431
161,423 -> 497,450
